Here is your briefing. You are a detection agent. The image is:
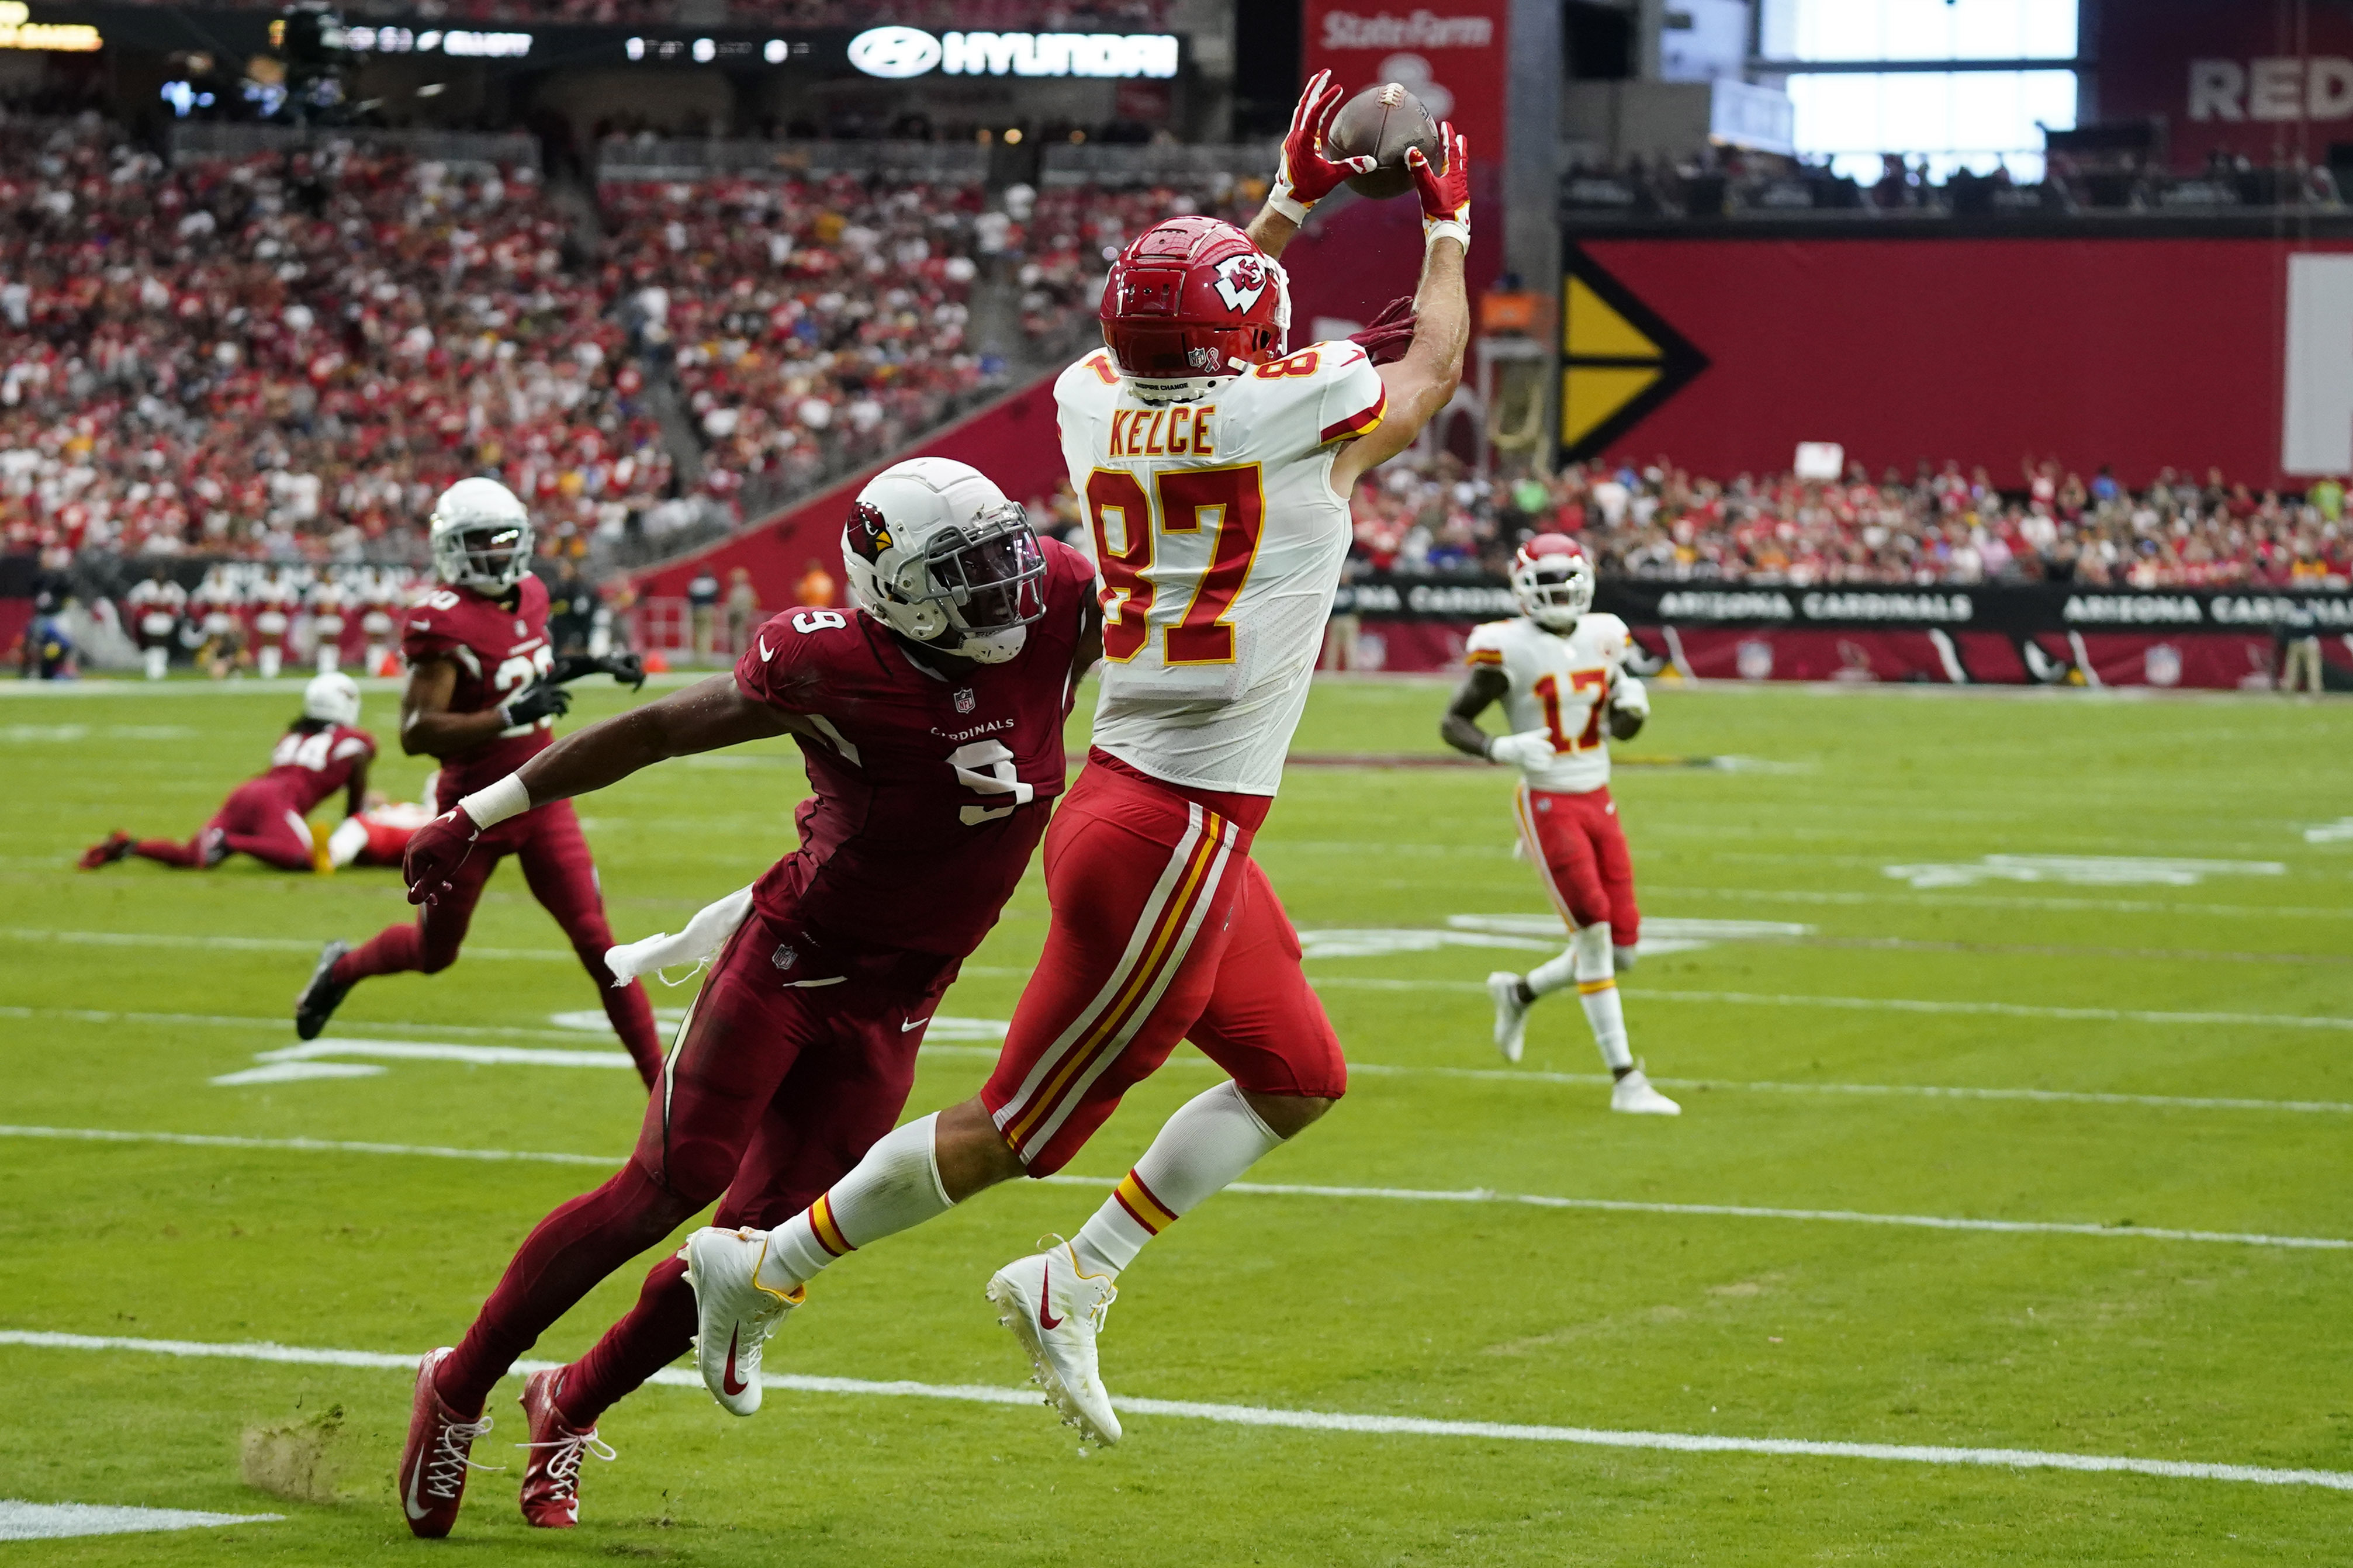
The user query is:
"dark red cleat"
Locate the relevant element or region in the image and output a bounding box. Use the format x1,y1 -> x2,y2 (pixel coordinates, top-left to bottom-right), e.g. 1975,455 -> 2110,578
395,1348 -> 496,1539
517,1368 -> 615,1529
77,832 -> 131,871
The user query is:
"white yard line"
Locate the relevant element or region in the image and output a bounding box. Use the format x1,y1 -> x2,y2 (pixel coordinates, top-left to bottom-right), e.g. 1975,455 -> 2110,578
0,1005 -> 622,1043
4,1124 -> 2342,1251
1642,884 -> 2353,920
0,1330 -> 2344,1491
0,1499 -> 282,1541
2,929 -> 572,962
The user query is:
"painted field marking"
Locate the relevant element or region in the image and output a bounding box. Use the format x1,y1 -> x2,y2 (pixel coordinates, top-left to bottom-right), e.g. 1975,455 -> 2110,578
1642,884 -> 2353,920
1,1331 -> 2345,1492
1308,978 -> 2353,1032
0,1499 -> 282,1541
1883,855 -> 2286,891
4,1125 -> 2344,1251
2,1005 -> 638,1044
2,929 -> 572,963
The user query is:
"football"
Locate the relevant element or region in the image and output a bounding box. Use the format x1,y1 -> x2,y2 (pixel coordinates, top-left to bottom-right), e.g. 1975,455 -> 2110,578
1327,81 -> 1443,200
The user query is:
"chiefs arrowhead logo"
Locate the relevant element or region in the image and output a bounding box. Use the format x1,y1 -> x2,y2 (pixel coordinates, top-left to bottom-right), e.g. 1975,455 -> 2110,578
1211,253 -> 1268,314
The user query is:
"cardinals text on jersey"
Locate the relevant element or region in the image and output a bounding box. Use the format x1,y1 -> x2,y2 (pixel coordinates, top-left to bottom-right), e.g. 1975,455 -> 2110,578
1466,612 -> 1635,792
1057,342 -> 1386,795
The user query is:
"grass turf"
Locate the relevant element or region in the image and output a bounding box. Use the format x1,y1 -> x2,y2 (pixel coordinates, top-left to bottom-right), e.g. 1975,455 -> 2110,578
2,673 -> 2349,1563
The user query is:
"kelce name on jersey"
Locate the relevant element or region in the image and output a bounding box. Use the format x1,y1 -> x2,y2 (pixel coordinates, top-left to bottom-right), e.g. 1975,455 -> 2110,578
1106,404 -> 1217,459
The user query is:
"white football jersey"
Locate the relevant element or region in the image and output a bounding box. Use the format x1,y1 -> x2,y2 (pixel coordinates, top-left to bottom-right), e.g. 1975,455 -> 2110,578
1057,341 -> 1387,795
1465,612 -> 1635,793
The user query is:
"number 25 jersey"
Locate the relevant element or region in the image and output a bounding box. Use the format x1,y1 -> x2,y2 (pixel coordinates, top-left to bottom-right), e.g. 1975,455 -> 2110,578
1057,341 -> 1387,797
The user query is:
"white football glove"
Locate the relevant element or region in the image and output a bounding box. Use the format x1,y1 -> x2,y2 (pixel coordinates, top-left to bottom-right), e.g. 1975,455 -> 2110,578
1486,729 -> 1556,770
1612,675 -> 1650,720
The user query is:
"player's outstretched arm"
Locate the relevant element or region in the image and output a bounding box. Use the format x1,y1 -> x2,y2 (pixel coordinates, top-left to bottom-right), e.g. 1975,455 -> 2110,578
1331,127 -> 1471,495
403,674 -> 795,905
398,656 -> 511,757
1440,666 -> 1511,759
1245,67 -> 1376,259
342,753 -> 370,821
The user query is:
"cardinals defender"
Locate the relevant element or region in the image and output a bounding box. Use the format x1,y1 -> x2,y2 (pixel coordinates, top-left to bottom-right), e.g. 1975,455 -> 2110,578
387,460 -> 1098,1536
675,71 -> 1472,1448
1441,535 -> 1678,1116
81,672 -> 373,873
290,478 -> 662,1081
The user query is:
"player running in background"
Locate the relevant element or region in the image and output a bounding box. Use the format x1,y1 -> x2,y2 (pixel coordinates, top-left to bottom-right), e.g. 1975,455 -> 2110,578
79,672 -> 373,873
386,460 -> 1099,1536
290,478 -> 661,1079
1441,536 -> 1679,1116
678,77 -> 1470,1447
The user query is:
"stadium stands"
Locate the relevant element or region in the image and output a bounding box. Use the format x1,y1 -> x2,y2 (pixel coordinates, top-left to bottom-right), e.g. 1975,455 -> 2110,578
1351,455 -> 2353,589
103,0 -> 1172,26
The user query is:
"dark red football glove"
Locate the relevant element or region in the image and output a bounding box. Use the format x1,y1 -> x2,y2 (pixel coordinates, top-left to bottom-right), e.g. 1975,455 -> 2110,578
1348,296 -> 1418,366
403,807 -> 482,907
1406,123 -> 1471,250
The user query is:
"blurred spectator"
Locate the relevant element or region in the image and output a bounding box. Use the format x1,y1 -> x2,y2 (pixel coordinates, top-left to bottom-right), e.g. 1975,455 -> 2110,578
795,556 -> 836,607
686,566 -> 719,663
724,566 -> 758,654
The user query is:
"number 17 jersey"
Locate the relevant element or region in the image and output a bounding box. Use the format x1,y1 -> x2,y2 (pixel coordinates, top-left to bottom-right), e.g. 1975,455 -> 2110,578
1057,342 -> 1387,797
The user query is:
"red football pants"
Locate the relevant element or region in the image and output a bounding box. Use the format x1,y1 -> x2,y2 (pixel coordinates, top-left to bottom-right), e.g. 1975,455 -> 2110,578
330,798 -> 663,1083
132,780 -> 313,871
1513,783 -> 1640,941
980,762 -> 1347,1178
435,901 -> 958,1425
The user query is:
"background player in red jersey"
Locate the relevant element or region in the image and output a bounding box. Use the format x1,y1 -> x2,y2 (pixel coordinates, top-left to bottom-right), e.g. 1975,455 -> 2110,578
80,671 -> 373,873
383,458 -> 1099,1537
291,477 -> 660,1078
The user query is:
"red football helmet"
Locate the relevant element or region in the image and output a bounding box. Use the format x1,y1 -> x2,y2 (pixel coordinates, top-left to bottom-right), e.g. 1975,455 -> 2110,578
1099,215 -> 1290,395
1509,534 -> 1594,631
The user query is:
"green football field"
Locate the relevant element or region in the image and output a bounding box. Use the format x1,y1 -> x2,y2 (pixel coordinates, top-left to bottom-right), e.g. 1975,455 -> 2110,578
3,672 -> 2349,1563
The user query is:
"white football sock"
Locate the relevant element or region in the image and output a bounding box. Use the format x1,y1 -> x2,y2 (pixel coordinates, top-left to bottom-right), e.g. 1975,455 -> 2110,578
258,646 -> 282,680
142,646 -> 168,680
1525,946 -> 1576,997
1071,1081 -> 1284,1278
756,1113 -> 950,1292
1567,923 -> 1634,1072
316,646 -> 340,674
326,816 -> 369,869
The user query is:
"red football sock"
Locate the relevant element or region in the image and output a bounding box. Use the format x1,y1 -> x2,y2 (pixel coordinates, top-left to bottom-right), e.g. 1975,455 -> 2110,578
434,1163 -> 692,1419
331,922 -> 424,985
556,1254 -> 697,1430
130,838 -> 201,868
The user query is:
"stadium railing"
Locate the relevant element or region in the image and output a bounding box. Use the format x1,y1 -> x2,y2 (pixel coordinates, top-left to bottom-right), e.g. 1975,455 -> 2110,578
167,121 -> 540,169
1036,141 -> 1274,187
593,139 -> 992,184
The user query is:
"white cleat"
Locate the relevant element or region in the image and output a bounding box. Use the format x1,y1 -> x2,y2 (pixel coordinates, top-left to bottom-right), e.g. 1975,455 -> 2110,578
985,1236 -> 1122,1445
1611,1067 -> 1681,1116
1486,972 -> 1529,1064
679,1226 -> 801,1416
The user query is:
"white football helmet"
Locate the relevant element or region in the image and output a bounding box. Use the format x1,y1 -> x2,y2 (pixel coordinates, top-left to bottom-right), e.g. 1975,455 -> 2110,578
841,458 -> 1048,665
302,670 -> 361,726
428,477 -> 535,593
1509,535 -> 1596,632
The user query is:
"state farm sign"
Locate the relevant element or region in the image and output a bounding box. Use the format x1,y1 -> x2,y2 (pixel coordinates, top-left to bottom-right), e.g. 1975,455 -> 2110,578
1300,2 -> 1506,169
1316,9 -> 1494,51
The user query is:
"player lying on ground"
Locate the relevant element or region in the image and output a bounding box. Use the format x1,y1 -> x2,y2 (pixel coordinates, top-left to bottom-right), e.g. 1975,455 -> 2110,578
79,671 -> 374,873
1440,535 -> 1678,1115
676,75 -> 1472,1449
290,478 -> 664,1082
386,459 -> 1101,1536
321,789 -> 436,871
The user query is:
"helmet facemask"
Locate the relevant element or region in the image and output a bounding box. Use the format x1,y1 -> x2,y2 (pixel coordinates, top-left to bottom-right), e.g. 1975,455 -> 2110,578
1514,555 -> 1594,632
436,523 -> 534,594
863,500 -> 1049,665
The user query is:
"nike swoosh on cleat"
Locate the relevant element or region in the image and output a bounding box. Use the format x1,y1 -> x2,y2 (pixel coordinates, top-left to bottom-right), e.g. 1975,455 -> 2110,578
757,637 -> 773,660
722,1325 -> 749,1397
1037,1258 -> 1064,1331
404,1453 -> 431,1521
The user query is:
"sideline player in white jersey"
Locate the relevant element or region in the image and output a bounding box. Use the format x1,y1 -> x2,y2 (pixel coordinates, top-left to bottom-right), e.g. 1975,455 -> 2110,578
1441,535 -> 1679,1115
678,70 -> 1471,1445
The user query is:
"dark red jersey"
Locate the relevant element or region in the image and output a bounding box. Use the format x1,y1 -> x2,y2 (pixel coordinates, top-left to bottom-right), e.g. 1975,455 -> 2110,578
258,723 -> 376,815
732,536 -> 1095,957
401,573 -> 556,799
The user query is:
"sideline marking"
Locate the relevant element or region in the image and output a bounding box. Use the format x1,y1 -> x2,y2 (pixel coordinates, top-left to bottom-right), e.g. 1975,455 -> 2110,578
4,1126 -> 2342,1251
1309,978 -> 2353,1032
0,1498 -> 282,1541
0,1331 -> 2345,1491
2,929 -> 571,963
1643,884 -> 2353,921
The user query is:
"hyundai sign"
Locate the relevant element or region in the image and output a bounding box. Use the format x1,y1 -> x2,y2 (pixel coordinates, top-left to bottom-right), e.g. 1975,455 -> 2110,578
847,25 -> 1178,79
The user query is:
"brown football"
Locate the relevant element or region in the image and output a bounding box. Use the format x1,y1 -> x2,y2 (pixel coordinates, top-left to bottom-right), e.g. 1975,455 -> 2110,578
1326,81 -> 1442,200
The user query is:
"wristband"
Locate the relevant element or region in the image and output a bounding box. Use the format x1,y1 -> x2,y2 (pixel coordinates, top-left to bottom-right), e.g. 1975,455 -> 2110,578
1425,220 -> 1470,254
458,773 -> 531,830
1266,184 -> 1311,224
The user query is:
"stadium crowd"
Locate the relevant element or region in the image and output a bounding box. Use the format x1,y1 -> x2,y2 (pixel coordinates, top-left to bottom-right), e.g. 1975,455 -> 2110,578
1347,455 -> 2353,589
112,0 -> 1172,27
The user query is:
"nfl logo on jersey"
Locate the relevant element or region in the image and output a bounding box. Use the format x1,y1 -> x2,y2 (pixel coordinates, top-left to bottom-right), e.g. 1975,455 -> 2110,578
954,688 -> 976,714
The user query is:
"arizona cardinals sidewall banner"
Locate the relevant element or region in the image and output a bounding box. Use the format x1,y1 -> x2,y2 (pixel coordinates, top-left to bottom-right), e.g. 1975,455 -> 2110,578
1300,1 -> 1509,175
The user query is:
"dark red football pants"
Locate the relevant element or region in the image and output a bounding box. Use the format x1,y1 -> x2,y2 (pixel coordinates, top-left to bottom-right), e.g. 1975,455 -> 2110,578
432,901 -> 958,1426
329,798 -> 663,1084
132,780 -> 314,871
